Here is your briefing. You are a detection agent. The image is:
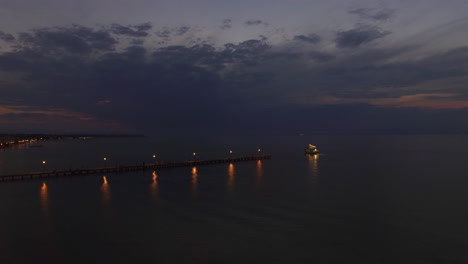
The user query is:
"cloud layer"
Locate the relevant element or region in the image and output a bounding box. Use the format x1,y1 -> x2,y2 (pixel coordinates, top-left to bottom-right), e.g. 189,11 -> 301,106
0,7 -> 468,134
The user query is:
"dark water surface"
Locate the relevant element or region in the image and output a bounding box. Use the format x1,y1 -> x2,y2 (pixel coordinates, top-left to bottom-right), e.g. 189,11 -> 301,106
0,135 -> 467,263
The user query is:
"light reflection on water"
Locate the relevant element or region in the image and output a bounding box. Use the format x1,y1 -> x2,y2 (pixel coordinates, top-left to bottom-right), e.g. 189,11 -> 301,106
101,176 -> 111,205
191,166 -> 198,196
256,160 -> 263,188
307,154 -> 319,184
227,163 -> 235,193
151,171 -> 159,199
40,181 -> 49,217
1,135 -> 467,263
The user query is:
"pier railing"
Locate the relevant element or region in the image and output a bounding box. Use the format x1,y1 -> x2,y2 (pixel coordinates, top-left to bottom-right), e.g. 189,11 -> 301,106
0,155 -> 271,182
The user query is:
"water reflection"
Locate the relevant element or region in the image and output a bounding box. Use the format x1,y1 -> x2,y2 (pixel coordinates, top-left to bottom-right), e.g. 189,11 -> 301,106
151,171 -> 159,199
101,176 -> 111,205
307,154 -> 319,184
191,166 -> 198,196
256,160 -> 263,187
227,163 -> 235,192
40,181 -> 49,217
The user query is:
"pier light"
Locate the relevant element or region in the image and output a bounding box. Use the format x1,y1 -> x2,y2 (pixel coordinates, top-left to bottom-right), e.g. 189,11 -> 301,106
229,150 -> 233,154
41,160 -> 47,172
103,157 -> 107,161
193,152 -> 196,156
152,154 -> 156,158
257,148 -> 261,152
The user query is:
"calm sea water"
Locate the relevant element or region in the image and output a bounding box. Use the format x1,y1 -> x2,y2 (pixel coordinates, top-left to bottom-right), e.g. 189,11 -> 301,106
0,135 -> 467,264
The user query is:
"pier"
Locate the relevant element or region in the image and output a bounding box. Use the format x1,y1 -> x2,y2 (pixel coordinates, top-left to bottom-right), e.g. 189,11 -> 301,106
0,155 -> 271,182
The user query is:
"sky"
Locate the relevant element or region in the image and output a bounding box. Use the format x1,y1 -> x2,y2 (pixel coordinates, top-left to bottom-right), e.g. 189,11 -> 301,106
0,0 -> 468,135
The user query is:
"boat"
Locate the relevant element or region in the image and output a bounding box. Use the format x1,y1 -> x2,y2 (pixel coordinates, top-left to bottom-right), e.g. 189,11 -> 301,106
304,144 -> 319,154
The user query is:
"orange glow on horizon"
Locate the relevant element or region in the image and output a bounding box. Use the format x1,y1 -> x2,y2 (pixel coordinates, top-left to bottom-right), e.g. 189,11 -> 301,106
314,94 -> 468,109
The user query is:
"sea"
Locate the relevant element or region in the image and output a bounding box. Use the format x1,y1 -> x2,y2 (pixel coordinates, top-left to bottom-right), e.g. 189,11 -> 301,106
0,134 -> 467,264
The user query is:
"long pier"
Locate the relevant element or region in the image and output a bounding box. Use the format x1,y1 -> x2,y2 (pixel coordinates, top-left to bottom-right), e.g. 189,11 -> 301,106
0,155 -> 271,182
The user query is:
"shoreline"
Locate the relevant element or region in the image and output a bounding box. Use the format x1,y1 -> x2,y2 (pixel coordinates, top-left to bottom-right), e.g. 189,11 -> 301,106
0,134 -> 144,149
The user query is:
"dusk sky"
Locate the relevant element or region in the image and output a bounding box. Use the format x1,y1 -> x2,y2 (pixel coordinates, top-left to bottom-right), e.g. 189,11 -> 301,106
1,0 -> 468,135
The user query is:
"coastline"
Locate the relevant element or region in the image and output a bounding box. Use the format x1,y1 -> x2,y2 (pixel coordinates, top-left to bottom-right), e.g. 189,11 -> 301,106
0,133 -> 144,149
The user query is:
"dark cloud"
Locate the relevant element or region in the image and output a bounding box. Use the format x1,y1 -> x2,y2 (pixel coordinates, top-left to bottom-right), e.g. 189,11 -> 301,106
264,51 -> 302,61
175,26 -> 190,36
221,19 -> 232,30
1,23 -> 468,134
295,46 -> 468,101
154,26 -> 191,44
0,30 -> 272,133
308,51 -> 334,62
222,39 -> 271,65
245,20 -> 267,26
17,25 -> 117,54
293,34 -> 321,44
109,23 -> 149,37
335,25 -> 390,48
131,38 -> 145,45
155,28 -> 171,39
0,31 -> 15,42
349,8 -> 395,21
96,99 -> 111,105
0,50 -> 34,72
152,44 -> 217,68
187,37 -> 207,46
133,22 -> 152,32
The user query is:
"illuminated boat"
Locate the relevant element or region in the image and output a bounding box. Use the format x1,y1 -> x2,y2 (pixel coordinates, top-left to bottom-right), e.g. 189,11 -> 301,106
304,144 -> 319,154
